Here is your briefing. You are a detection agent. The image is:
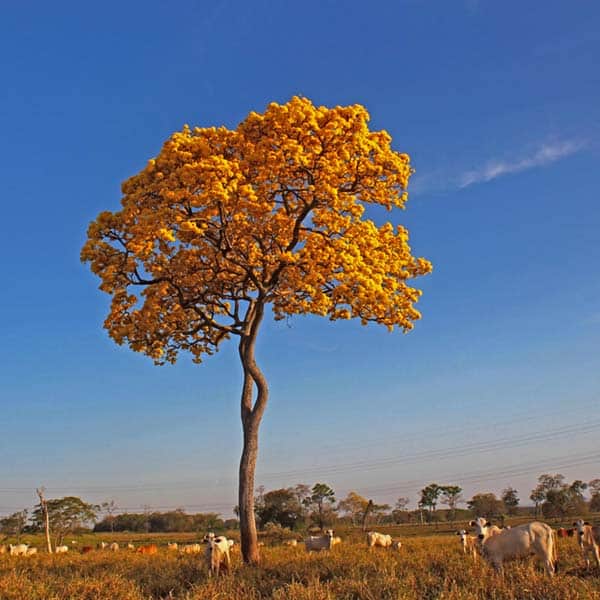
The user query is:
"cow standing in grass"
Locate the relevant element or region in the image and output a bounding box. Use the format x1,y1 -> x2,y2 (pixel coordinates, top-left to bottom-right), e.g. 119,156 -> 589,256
456,530 -> 478,560
305,530 -> 335,552
480,521 -> 557,576
573,520 -> 600,570
205,536 -> 231,577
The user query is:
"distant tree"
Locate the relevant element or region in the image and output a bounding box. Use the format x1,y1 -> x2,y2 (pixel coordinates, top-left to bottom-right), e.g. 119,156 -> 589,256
81,96 -> 432,564
100,500 -> 118,533
370,502 -> 391,524
589,479 -> 600,496
392,497 -> 411,524
440,485 -> 463,521
467,493 -> 504,520
419,483 -> 443,515
589,479 -> 600,512
541,479 -> 588,519
31,496 -> 98,548
95,510 -> 224,533
292,484 -> 312,522
338,492 -> 370,526
530,486 -> 546,517
223,518 -> 239,530
570,480 -> 588,498
255,488 -> 303,530
0,510 -> 28,542
305,483 -> 336,530
538,473 -> 566,493
501,487 -> 519,516
530,474 -> 565,518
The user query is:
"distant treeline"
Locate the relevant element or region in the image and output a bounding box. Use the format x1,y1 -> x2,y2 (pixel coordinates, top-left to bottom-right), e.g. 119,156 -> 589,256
93,510 -> 238,533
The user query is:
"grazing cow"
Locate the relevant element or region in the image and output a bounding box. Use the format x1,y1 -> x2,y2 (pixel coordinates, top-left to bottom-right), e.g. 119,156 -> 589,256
456,530 -> 478,560
557,527 -> 568,538
204,536 -> 231,577
283,539 -> 298,547
305,529 -> 335,552
480,521 -> 557,576
97,541 -> 108,550
573,520 -> 600,570
470,517 -> 503,546
109,542 -> 119,552
167,542 -> 178,551
137,544 -> 158,555
391,540 -> 402,551
81,546 -> 93,554
55,545 -> 69,554
180,543 -> 203,554
127,543 -> 135,550
8,544 -> 28,556
25,548 -> 38,556
366,531 -> 392,549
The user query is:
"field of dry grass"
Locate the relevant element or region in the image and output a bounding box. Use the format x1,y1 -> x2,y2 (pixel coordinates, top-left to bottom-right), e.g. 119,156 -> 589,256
1,529 -> 600,600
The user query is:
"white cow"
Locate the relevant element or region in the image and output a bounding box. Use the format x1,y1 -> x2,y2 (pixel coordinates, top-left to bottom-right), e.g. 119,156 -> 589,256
480,521 -> 557,576
204,536 -> 231,577
127,543 -> 135,550
366,531 -> 392,549
55,545 -> 69,554
167,542 -> 178,551
456,530 -> 478,560
573,520 -> 600,570
26,548 -> 38,556
109,542 -> 119,552
180,543 -> 203,554
8,544 -> 28,556
470,517 -> 503,545
305,529 -> 335,552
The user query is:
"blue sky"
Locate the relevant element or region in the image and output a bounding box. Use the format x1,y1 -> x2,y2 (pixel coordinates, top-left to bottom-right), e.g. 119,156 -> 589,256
1,0 -> 599,517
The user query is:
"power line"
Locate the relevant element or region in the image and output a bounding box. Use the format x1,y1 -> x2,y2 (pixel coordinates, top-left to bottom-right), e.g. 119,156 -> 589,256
1,418 -> 597,495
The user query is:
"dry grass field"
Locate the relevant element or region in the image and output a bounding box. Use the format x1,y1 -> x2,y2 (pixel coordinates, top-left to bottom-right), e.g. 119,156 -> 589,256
1,528 -> 600,600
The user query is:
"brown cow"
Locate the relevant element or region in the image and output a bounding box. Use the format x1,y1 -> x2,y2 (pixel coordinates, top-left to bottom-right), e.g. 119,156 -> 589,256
137,544 -> 158,555
81,546 -> 93,554
557,528 -> 568,538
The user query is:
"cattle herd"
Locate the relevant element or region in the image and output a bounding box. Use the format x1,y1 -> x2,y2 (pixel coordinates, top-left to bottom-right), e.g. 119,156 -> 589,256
1,518 -> 599,577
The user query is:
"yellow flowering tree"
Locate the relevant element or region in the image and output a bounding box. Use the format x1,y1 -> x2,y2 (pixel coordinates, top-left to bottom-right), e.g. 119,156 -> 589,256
81,97 -> 432,563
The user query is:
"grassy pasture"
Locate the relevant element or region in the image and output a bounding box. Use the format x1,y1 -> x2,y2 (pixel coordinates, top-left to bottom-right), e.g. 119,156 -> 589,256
1,531 -> 600,599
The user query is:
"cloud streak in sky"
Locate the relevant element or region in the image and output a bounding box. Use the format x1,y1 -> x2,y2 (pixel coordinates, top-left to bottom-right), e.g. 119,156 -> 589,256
457,140 -> 586,189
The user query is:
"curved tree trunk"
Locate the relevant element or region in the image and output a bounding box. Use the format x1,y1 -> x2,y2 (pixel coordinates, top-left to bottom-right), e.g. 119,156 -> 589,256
238,301 -> 268,564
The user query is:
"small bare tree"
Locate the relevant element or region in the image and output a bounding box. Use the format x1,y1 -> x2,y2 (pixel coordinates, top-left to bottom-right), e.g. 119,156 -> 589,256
36,487 -> 52,553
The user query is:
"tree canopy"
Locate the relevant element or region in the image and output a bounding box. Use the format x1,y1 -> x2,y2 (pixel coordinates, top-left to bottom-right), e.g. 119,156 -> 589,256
81,96 -> 432,364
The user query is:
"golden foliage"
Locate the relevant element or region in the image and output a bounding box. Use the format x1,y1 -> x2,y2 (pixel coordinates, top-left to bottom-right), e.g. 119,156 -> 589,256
81,97 -> 432,363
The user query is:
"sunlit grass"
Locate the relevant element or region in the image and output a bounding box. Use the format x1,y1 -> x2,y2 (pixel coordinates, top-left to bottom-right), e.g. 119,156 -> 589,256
1,533 -> 598,599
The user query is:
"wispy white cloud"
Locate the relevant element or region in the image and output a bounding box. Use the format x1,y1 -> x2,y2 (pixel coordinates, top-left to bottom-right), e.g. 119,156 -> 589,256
457,140 -> 586,189
410,138 -> 587,197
